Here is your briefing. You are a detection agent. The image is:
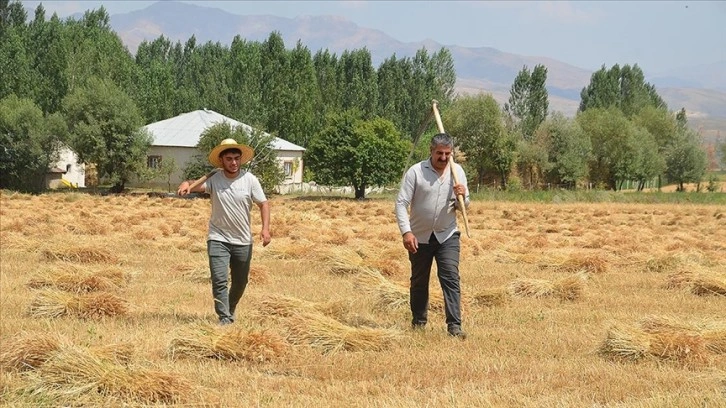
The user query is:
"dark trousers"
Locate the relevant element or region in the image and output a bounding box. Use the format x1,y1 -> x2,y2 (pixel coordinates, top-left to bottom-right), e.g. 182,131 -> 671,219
409,232 -> 462,329
207,240 -> 252,321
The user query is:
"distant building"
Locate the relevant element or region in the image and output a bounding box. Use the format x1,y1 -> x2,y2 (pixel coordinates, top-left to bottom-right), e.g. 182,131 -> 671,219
138,109 -> 305,192
46,145 -> 85,189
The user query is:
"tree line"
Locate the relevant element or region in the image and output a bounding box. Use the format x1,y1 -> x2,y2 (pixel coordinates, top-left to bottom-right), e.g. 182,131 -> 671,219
1,1 -> 719,196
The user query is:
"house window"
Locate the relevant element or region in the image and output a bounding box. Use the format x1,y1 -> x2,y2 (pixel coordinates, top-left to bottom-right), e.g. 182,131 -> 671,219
66,164 -> 72,173
283,161 -> 293,179
147,155 -> 162,169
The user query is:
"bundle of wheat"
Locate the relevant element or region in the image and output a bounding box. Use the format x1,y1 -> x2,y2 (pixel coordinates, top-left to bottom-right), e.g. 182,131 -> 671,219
553,274 -> 587,301
690,274 -> 726,296
471,288 -> 511,307
354,267 -> 417,311
284,312 -> 401,353
179,265 -> 210,283
598,324 -> 651,361
28,272 -> 119,293
648,332 -> 707,362
701,327 -> 726,354
31,347 -> 190,404
324,248 -> 365,275
0,335 -> 61,370
508,278 -> 555,298
559,254 -> 608,274
663,270 -> 695,289
663,271 -> 726,296
508,274 -> 585,301
601,317 -> 724,363
28,290 -> 129,319
168,323 -> 286,362
41,245 -> 118,264
259,243 -> 317,260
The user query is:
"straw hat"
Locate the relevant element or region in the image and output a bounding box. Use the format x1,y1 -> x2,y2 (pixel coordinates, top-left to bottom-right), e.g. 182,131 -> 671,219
208,138 -> 254,168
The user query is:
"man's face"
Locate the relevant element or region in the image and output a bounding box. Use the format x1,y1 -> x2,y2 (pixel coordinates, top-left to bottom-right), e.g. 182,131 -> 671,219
430,144 -> 452,172
221,151 -> 242,174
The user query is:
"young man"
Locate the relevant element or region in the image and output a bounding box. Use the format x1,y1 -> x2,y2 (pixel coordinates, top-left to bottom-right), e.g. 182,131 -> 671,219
395,133 -> 469,339
177,138 -> 271,325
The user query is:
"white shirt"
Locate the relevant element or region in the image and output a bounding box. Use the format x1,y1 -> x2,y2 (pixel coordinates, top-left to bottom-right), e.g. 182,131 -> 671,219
204,171 -> 267,245
395,159 -> 469,244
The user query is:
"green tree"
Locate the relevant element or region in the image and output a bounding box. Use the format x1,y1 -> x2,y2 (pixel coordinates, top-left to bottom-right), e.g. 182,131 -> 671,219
305,110 -> 409,199
579,64 -> 666,117
0,1 -> 32,101
535,113 -> 591,189
0,95 -> 67,192
278,40 -> 320,147
337,48 -> 378,118
132,36 -> 176,122
446,94 -> 514,190
63,77 -> 151,193
229,36 -> 264,124
184,121 -> 283,194
577,107 -> 645,190
504,64 -> 549,141
313,49 -> 341,120
665,129 -> 707,192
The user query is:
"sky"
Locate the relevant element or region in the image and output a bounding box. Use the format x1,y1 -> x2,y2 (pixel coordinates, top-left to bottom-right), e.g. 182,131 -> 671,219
21,0 -> 726,75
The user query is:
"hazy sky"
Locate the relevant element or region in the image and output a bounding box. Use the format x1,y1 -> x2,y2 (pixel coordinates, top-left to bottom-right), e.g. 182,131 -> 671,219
22,0 -> 726,74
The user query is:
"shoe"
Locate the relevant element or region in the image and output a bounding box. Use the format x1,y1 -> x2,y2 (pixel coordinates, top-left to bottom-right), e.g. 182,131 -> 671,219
219,318 -> 233,326
448,327 -> 467,340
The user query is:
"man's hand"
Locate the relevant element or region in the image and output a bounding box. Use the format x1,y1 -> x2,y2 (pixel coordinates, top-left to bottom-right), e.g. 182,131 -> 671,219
402,232 -> 418,254
453,183 -> 466,197
261,228 -> 271,247
177,181 -> 191,196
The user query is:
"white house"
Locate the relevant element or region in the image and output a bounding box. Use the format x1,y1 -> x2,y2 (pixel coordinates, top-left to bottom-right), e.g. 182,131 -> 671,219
138,109 -> 305,192
46,145 -> 86,189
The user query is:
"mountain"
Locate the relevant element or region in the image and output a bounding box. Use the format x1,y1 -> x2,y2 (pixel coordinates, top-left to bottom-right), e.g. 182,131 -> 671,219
92,1 -> 726,134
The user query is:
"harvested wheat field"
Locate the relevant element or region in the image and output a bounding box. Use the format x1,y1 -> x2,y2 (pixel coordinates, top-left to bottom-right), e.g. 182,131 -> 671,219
1,190 -> 725,407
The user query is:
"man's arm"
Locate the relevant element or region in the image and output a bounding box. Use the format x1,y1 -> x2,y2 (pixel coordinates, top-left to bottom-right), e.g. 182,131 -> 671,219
177,169 -> 218,196
257,200 -> 271,247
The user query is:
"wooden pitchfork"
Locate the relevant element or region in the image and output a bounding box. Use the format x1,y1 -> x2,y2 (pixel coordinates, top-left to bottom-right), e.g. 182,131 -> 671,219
432,99 -> 471,238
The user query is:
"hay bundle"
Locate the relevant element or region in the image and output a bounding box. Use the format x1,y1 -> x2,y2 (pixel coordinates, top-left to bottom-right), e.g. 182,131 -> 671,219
601,317 -> 725,363
663,271 -> 726,296
259,243 -> 316,260
27,269 -> 124,293
249,264 -> 270,284
648,332 -> 706,362
644,255 -> 681,273
559,254 -> 608,274
554,274 -> 587,301
508,278 -> 555,298
354,267 -> 445,311
41,246 -> 117,264
168,324 -> 286,362
258,295 -> 378,328
324,248 -> 365,275
259,295 -> 347,319
598,324 -> 651,361
284,312 -> 401,353
28,290 -> 129,319
690,274 -> 726,296
0,333 -> 134,371
471,288 -> 511,307
0,335 -> 61,370
508,274 -> 585,301
663,270 -> 695,289
701,328 -> 726,354
31,347 -> 190,404
179,265 -> 210,283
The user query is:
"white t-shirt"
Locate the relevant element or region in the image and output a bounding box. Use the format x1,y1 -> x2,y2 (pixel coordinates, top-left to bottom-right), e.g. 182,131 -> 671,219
204,171 -> 267,245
